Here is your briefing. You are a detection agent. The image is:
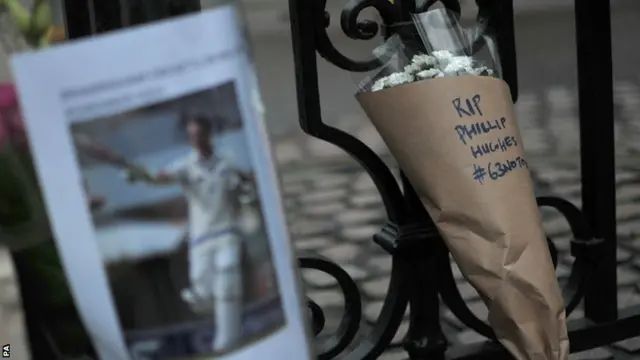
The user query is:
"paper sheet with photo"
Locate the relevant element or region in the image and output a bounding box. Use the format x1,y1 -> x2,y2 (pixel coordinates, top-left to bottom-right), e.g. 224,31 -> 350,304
10,6 -> 313,360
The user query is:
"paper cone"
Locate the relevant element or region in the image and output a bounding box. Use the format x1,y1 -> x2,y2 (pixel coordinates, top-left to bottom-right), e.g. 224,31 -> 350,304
357,76 -> 569,360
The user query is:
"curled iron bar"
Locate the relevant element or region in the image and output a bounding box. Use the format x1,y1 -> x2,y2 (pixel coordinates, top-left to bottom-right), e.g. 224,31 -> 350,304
536,196 -> 600,314
299,233 -> 411,360
314,0 -> 399,72
340,0 -> 399,41
292,0 -> 408,223
315,0 -> 463,72
308,297 -> 326,336
299,256 -> 363,359
438,195 -> 599,341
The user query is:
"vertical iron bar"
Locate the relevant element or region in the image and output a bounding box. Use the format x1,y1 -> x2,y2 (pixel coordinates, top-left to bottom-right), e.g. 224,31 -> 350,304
87,0 -> 98,34
63,0 -> 94,39
119,0 -> 131,28
288,0 -> 324,135
490,0 -> 518,102
575,0 -> 618,322
398,0 -> 415,21
401,173 -> 447,360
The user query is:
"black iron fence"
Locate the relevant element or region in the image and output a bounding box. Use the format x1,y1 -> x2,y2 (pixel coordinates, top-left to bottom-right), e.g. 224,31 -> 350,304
289,0 -> 640,358
61,0 -> 640,358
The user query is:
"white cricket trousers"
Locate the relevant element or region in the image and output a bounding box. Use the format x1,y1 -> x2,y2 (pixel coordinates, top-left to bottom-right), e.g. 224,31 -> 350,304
189,231 -> 244,352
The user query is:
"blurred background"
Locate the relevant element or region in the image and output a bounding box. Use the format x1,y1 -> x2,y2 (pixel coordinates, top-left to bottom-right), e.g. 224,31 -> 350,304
3,0 -> 640,359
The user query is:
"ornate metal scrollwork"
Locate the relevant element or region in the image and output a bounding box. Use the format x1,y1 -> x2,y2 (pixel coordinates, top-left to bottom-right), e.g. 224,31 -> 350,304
340,0 -> 398,41
536,196 -> 602,314
299,257 -> 362,358
291,0 -> 639,357
313,0 -> 465,72
300,244 -> 410,360
313,0 -> 397,72
300,194 -> 604,357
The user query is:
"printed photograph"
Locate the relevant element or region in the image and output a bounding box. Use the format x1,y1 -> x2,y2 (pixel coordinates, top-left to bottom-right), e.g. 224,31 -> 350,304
69,82 -> 285,358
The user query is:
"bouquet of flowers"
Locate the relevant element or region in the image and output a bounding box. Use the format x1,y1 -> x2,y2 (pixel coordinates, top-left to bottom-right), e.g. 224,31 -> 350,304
356,9 -> 568,360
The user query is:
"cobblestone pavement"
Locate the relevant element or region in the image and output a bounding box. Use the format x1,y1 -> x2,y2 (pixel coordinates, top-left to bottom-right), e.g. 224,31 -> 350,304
282,158 -> 640,360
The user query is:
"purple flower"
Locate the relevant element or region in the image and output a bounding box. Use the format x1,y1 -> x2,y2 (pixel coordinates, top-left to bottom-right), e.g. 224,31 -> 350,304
0,84 -> 27,149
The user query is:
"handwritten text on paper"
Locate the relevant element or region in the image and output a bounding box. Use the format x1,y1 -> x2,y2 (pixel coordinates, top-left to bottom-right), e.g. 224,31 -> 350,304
452,94 -> 528,185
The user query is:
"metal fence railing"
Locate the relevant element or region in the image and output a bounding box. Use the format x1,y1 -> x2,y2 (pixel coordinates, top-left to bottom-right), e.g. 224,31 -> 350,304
288,0 -> 640,358
61,0 -> 640,358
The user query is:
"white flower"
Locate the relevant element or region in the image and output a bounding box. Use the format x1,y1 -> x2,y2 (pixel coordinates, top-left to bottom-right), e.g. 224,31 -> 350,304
443,56 -> 474,73
416,68 -> 442,80
412,54 -> 438,68
404,55 -> 437,75
371,80 -> 386,92
432,50 -> 454,66
467,65 -> 494,76
368,49 -> 494,92
442,68 -> 460,77
404,63 -> 422,75
443,67 -> 468,76
386,72 -> 414,87
371,72 -> 414,91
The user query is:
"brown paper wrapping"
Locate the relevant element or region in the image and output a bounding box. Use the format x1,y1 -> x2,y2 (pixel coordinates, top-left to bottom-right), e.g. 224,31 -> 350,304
357,76 -> 569,360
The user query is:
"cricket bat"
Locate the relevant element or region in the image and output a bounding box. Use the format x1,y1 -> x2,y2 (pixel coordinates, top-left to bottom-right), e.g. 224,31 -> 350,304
72,133 -> 132,169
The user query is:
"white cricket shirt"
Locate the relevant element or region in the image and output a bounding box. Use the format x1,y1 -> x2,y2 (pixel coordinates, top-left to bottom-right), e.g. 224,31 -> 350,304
166,152 -> 243,246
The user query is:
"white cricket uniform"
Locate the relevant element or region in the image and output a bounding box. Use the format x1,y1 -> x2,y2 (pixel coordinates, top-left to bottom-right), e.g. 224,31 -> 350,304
166,151 -> 245,351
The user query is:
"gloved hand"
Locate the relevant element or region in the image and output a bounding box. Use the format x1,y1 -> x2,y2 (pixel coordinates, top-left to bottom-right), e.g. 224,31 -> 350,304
123,165 -> 153,183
